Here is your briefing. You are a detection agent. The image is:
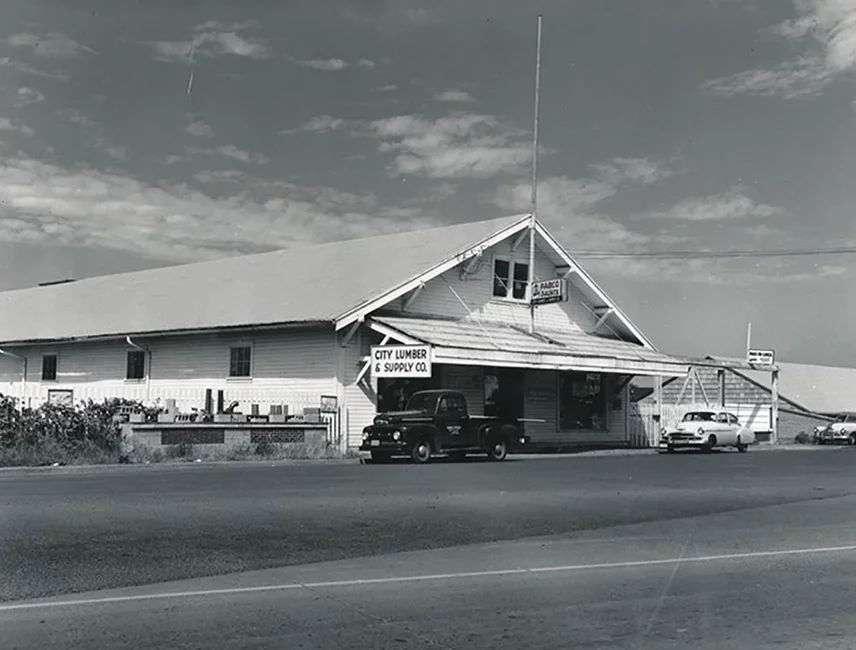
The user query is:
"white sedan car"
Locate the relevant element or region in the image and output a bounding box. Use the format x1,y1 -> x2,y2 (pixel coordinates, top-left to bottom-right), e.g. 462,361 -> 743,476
658,410 -> 756,453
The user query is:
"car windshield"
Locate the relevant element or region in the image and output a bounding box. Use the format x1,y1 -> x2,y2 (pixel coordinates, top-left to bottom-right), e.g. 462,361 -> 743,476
682,412 -> 715,422
405,393 -> 439,413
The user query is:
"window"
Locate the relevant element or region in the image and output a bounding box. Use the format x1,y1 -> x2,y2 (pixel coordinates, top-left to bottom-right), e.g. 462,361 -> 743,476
492,258 -> 529,301
41,354 -> 57,381
438,394 -> 467,415
126,350 -> 146,380
229,345 -> 252,378
558,372 -> 607,431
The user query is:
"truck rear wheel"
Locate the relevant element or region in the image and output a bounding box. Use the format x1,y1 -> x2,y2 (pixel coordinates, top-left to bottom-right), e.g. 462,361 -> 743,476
487,439 -> 508,462
411,440 -> 432,464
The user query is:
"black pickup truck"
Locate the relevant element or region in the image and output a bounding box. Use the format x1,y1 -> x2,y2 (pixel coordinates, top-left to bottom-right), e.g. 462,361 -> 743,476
359,389 -> 531,463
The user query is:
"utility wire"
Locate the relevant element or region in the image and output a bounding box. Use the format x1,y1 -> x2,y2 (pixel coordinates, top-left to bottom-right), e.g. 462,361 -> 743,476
568,246 -> 856,260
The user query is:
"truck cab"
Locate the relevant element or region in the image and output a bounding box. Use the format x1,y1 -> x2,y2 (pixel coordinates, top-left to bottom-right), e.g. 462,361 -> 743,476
359,389 -> 529,464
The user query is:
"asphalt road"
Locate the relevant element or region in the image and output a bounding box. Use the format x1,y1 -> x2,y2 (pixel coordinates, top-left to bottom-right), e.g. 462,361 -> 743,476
3,447 -> 856,648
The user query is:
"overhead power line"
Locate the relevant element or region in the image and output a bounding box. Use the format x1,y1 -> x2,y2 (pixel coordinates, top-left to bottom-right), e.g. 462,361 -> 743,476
568,245 -> 856,260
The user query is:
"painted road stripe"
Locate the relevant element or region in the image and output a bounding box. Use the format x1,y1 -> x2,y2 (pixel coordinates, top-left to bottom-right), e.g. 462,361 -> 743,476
2,543 -> 856,613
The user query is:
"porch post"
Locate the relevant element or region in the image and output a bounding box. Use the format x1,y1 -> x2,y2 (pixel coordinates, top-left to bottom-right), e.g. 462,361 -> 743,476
771,369 -> 779,445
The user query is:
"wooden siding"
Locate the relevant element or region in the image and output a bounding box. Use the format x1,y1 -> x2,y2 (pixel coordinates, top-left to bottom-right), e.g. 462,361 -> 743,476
343,327 -> 381,448
442,365 -> 485,416
779,409 -> 830,442
393,239 -> 598,333
0,328 -> 339,414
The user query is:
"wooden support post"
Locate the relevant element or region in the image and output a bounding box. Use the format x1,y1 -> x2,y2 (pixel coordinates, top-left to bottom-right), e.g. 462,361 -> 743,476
771,369 -> 779,445
718,368 -> 726,407
654,374 -> 663,448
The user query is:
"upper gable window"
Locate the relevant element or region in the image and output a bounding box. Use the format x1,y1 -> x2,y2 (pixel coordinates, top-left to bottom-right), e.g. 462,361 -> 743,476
492,258 -> 529,302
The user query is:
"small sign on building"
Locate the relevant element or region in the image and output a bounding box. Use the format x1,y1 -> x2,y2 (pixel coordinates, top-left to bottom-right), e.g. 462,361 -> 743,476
531,278 -> 564,305
747,349 -> 775,366
371,344 -> 433,378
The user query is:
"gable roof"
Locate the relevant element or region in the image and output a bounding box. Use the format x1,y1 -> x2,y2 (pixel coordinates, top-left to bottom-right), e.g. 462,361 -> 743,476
0,213 -> 656,349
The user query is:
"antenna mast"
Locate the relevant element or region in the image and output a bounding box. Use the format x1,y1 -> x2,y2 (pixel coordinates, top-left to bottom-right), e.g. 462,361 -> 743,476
528,14 -> 543,334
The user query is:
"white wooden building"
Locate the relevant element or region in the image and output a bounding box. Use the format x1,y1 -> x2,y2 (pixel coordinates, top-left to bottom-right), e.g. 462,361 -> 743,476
0,214 -> 691,451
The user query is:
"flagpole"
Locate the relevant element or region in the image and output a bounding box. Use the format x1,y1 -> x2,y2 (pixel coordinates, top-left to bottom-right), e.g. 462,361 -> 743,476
528,14 -> 543,335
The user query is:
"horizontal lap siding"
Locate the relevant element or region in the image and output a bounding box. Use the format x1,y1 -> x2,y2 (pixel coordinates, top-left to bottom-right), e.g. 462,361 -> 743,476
395,241 -> 596,333
344,328 -> 380,448
1,328 -> 338,413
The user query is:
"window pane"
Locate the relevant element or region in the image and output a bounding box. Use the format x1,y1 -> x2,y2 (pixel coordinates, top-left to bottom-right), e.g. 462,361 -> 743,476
126,351 -> 145,380
512,263 -> 529,300
41,355 -> 57,381
230,347 -> 252,377
493,260 -> 510,297
559,372 -> 605,430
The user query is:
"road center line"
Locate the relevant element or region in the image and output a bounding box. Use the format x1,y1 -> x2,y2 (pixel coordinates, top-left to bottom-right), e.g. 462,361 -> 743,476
3,543 -> 855,613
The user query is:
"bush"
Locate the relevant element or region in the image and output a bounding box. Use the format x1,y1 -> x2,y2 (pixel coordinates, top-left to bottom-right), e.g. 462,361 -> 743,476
794,431 -> 811,444
0,393 -> 162,467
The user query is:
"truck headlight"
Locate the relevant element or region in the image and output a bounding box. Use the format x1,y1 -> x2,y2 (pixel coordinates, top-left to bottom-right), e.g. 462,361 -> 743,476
392,430 -> 401,441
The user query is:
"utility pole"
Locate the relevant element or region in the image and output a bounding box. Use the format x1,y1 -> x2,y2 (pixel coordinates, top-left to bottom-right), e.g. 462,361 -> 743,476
528,14 -> 543,334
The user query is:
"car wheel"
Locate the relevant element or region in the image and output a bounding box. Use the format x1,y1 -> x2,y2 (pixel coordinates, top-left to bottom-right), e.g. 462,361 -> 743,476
410,440 -> 432,464
703,435 -> 716,453
849,434 -> 856,446
370,450 -> 392,463
487,439 -> 508,461
737,436 -> 748,453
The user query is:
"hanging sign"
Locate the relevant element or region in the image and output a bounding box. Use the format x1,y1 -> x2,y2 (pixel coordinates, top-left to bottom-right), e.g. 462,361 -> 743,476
531,278 -> 564,305
747,349 -> 775,365
371,345 -> 433,378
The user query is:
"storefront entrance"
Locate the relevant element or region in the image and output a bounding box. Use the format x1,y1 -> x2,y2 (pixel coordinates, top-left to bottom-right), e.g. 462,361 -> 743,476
377,376 -> 441,413
484,367 -> 525,423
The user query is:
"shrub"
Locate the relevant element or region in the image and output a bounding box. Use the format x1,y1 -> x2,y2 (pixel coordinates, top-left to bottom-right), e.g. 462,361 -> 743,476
0,393 -> 163,467
794,431 -> 811,444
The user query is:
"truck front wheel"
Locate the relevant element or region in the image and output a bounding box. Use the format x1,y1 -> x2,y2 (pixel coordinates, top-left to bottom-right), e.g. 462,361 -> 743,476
411,440 -> 432,464
487,439 -> 508,462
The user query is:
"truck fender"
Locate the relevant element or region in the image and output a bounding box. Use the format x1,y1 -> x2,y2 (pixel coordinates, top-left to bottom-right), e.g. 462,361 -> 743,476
408,425 -> 441,450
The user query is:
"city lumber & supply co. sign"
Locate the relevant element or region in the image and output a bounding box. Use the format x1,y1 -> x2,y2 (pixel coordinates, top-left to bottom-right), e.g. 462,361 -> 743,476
531,278 -> 565,305
371,344 -> 433,378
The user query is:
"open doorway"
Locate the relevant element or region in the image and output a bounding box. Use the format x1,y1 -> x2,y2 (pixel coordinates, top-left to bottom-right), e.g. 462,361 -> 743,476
377,376 -> 441,413
484,367 -> 525,423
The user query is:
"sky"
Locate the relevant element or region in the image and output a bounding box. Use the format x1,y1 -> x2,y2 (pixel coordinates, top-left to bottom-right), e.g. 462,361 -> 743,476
0,0 -> 855,366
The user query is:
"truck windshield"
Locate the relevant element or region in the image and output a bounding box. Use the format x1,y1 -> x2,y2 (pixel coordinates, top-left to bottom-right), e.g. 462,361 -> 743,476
405,393 -> 439,413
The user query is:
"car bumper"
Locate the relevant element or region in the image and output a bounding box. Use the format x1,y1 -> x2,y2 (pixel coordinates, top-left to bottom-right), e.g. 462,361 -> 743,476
359,439 -> 409,453
819,433 -> 851,443
658,437 -> 706,450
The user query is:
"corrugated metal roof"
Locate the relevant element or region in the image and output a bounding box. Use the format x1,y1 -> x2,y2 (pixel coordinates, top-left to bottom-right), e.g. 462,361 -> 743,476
373,316 -> 683,366
0,215 -> 529,344
737,361 -> 856,415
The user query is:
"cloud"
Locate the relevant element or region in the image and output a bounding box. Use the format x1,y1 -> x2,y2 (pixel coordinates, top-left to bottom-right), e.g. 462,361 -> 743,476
281,115 -> 345,135
0,157 -> 440,261
151,22 -> 269,61
7,33 -> 94,57
103,146 -> 128,161
57,108 -> 97,127
435,89 -> 476,103
643,187 -> 783,221
213,145 -> 269,165
0,57 -> 67,79
185,121 -> 214,137
368,112 -> 531,178
374,84 -> 398,92
13,87 -> 45,108
701,1 -> 856,98
296,57 -> 376,71
0,117 -> 35,137
700,55 -> 834,98
489,157 -> 817,284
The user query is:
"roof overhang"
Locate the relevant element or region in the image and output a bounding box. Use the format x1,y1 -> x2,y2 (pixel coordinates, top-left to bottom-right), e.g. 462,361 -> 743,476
0,320 -> 333,347
366,317 -> 690,378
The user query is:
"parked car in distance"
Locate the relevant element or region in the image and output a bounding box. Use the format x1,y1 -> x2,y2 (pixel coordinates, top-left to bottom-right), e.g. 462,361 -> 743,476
816,412 -> 856,445
658,409 -> 756,453
359,389 -> 531,463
